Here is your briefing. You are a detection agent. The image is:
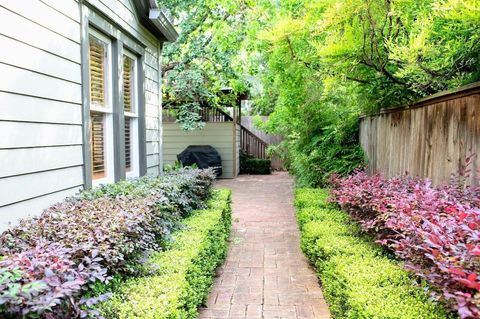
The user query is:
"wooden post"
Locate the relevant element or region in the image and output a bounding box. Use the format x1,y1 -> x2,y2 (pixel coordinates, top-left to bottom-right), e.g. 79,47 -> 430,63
232,112 -> 238,177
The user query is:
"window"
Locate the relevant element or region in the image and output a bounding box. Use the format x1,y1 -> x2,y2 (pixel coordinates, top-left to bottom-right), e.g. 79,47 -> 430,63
88,30 -> 114,185
123,51 -> 140,177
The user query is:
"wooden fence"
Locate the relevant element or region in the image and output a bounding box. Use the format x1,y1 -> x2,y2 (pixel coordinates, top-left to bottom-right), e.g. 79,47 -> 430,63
241,116 -> 284,170
359,82 -> 480,186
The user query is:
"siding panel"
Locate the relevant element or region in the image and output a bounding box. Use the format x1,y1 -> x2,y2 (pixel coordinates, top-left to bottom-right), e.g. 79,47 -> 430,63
0,166 -> 84,207
1,0 -> 81,42
0,34 -> 81,83
0,146 -> 84,178
0,92 -> 82,124
0,6 -> 81,63
0,63 -> 82,103
0,122 -> 83,149
39,0 -> 81,22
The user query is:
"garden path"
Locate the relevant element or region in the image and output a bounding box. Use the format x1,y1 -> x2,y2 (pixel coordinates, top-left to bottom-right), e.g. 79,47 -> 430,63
198,172 -> 331,319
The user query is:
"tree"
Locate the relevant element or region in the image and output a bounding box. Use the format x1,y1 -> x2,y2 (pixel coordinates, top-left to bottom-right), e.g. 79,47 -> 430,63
239,0 -> 480,186
159,0 -> 251,130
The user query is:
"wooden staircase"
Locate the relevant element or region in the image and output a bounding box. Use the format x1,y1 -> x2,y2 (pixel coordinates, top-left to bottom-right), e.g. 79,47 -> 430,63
206,106 -> 269,160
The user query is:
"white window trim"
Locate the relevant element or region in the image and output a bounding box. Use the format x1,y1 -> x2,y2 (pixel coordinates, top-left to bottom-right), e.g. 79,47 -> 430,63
89,29 -> 115,187
124,49 -> 140,179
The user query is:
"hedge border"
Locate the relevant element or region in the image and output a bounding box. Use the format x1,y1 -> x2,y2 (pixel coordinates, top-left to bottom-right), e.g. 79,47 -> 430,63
98,189 -> 232,319
241,158 -> 272,175
294,188 -> 454,319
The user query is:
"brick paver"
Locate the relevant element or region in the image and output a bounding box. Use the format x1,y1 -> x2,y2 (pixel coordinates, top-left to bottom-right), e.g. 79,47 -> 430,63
198,173 -> 331,319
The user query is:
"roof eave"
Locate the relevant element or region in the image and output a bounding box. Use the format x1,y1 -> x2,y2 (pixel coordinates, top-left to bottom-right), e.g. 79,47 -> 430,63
148,8 -> 178,43
133,1 -> 178,43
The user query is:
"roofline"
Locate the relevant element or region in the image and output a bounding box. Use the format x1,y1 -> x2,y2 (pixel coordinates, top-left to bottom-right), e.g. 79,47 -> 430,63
133,1 -> 178,43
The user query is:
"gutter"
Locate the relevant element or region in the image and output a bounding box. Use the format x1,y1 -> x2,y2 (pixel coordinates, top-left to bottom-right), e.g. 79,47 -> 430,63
149,7 -> 178,43
158,42 -> 164,175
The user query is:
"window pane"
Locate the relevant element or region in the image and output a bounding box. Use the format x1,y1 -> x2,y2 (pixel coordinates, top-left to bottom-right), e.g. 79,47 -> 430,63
123,55 -> 134,113
91,112 -> 105,179
125,119 -> 131,172
89,36 -> 107,107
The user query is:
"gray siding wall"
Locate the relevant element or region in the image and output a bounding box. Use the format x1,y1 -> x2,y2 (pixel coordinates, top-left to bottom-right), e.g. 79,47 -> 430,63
0,0 -> 163,230
0,0 -> 84,230
163,122 -> 238,178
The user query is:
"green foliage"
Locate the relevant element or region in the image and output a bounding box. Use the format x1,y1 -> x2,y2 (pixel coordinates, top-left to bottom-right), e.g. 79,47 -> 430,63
98,189 -> 232,319
240,158 -> 271,175
295,188 -> 454,319
163,161 -> 198,173
294,188 -> 332,210
0,169 -> 216,318
161,0 -> 250,130
240,0 -> 480,187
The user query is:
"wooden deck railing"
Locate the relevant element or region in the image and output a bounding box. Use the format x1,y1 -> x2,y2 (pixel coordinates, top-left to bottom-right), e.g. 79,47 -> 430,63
199,105 -> 234,122
163,105 -> 238,123
240,125 -> 269,160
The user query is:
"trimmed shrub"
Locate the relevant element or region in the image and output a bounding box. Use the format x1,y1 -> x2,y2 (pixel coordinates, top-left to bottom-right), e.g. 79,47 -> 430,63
294,188 -> 332,210
330,170 -> 480,318
241,158 -> 271,175
0,168 -> 216,319
98,189 -> 232,318
295,188 -> 453,319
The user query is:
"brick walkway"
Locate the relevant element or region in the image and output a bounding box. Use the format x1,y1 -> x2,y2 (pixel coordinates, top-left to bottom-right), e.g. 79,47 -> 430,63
198,173 -> 331,319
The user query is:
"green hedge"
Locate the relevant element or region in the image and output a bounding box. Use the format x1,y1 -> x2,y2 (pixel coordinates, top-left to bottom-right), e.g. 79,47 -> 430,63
99,189 -> 232,319
241,158 -> 271,175
295,188 -> 453,319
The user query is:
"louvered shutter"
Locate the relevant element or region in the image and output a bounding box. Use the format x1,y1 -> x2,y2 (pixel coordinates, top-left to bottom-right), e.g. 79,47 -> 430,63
89,36 -> 106,106
125,120 -> 131,171
123,55 -> 135,172
90,112 -> 105,179
123,56 -> 133,113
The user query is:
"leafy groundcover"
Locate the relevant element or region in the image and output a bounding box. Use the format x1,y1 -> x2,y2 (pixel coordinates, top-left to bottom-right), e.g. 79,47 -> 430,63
295,188 -> 453,319
0,168 -> 221,318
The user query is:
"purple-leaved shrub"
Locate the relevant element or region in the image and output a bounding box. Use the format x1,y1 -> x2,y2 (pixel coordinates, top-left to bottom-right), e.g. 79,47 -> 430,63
0,168 -> 216,318
330,169 -> 480,318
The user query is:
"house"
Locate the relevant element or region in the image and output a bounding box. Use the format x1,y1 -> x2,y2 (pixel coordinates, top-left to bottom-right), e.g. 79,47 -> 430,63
0,0 -> 177,231
162,98 -> 270,179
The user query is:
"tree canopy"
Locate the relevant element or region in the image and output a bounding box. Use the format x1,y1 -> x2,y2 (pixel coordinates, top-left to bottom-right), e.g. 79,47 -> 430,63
161,0 -> 480,185
160,0 -> 251,130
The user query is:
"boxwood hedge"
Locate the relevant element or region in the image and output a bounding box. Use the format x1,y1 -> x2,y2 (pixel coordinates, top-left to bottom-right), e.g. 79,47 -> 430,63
97,189 -> 232,319
295,188 -> 454,319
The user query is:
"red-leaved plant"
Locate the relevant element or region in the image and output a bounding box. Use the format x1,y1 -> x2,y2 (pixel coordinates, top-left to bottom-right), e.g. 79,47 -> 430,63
329,162 -> 480,318
0,243 -> 109,318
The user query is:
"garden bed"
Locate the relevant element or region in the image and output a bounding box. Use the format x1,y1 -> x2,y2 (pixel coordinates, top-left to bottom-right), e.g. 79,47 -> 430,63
98,189 -> 231,318
295,188 -> 453,319
0,168 -> 228,319
329,171 -> 480,318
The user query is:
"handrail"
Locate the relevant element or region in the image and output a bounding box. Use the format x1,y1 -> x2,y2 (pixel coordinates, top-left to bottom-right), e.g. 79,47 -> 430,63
163,105 -> 236,123
240,125 -> 269,160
